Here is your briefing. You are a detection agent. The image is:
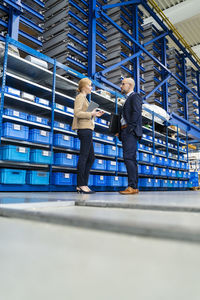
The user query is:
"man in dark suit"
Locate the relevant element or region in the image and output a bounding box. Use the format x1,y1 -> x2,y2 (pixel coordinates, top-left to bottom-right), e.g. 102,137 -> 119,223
118,78 -> 143,195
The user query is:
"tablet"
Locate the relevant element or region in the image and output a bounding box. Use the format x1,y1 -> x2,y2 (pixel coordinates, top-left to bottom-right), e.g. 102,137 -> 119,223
87,101 -> 99,112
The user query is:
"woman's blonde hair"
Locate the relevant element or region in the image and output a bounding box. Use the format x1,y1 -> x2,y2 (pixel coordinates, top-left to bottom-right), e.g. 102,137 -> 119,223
77,78 -> 92,93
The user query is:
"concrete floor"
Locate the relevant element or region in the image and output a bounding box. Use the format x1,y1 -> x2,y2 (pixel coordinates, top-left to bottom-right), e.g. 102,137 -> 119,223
1,191 -> 200,299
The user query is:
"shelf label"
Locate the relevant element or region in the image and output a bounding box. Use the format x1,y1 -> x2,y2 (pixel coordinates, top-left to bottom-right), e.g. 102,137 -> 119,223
67,154 -> 72,159
40,99 -> 49,105
115,177 -> 118,180
40,130 -> 47,136
8,87 -> 20,96
36,117 -> 42,123
95,133 -> 100,137
56,104 -> 64,110
14,124 -> 20,130
107,137 -> 113,141
112,146 -> 116,151
18,147 -> 26,153
64,173 -> 70,178
100,176 -> 104,180
42,151 -> 49,156
98,160 -> 103,164
13,111 -> 20,117
64,136 -> 69,141
67,108 -> 74,113
59,123 -> 65,128
111,161 -> 116,165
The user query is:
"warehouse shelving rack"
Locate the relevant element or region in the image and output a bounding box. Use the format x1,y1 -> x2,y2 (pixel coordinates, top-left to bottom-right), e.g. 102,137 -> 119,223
0,36 -> 193,191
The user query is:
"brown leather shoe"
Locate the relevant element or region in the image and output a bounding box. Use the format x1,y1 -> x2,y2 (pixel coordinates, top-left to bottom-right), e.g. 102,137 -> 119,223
119,187 -> 139,195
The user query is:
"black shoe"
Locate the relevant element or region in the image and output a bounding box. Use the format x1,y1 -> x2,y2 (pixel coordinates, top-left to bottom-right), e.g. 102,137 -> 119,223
77,187 -> 96,194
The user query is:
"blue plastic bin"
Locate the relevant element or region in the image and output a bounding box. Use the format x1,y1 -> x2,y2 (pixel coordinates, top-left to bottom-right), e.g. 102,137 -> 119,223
176,171 -> 183,178
94,142 -> 104,154
160,179 -> 168,187
92,159 -> 106,170
168,159 -> 176,168
54,121 -> 67,130
1,145 -> 30,162
167,180 -> 173,188
141,165 -> 152,175
103,135 -> 114,143
4,108 -> 28,120
106,160 -> 118,172
173,180 -> 179,188
108,176 -> 122,187
156,156 -> 164,166
88,174 -> 94,186
0,168 -> 26,184
53,134 -> 74,149
183,181 -> 188,188
105,145 -> 118,156
55,103 -> 65,111
119,162 -> 127,173
74,138 -> 80,150
163,158 -> 169,166
53,172 -> 74,185
152,166 -> 159,175
29,129 -> 52,145
171,170 -> 177,177
122,176 -> 128,187
93,132 -> 103,139
150,155 -> 156,164
3,86 -> 20,97
54,153 -> 77,167
30,149 -> 52,164
28,115 -> 48,125
175,161 -> 180,168
3,122 -> 29,141
167,169 -> 172,177
65,107 -> 74,115
154,179 -> 160,187
27,171 -> 49,185
35,97 -> 49,106
139,152 -> 150,162
138,143 -> 145,151
178,180 -> 184,188
159,168 -> 167,176
93,175 -> 107,186
139,178 -> 154,187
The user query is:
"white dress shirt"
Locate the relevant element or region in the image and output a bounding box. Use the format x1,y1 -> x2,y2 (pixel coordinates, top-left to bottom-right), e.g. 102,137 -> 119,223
120,91 -> 134,126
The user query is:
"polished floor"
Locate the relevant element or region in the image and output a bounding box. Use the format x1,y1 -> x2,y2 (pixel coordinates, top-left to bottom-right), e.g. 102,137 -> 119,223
1,191 -> 200,300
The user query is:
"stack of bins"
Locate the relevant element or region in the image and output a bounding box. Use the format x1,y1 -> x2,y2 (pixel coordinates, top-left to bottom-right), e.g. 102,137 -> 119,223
106,0 -> 144,86
186,66 -> 199,125
142,23 -> 166,107
19,0 -> 44,50
43,0 -> 107,78
96,0 -> 108,74
43,0 -> 89,77
167,48 -> 185,116
0,2 -> 8,40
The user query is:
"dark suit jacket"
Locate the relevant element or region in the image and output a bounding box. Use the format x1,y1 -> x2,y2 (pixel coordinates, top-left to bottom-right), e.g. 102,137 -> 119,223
118,92 -> 143,140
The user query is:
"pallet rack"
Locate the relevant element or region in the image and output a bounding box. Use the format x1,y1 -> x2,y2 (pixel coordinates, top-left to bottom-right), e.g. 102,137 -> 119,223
0,36 -> 193,191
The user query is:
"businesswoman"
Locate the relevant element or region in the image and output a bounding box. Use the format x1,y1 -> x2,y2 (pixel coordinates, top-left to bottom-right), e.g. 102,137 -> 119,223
72,78 -> 104,194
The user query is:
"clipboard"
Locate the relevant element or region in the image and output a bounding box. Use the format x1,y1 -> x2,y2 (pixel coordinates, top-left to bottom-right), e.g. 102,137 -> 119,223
87,101 -> 99,112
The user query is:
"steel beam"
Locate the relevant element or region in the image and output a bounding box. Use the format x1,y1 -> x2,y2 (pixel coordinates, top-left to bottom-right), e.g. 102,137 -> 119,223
98,9 -> 200,101
88,0 -> 97,79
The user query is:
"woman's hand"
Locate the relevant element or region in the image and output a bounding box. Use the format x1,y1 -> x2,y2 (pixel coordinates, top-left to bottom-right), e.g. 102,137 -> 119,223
96,110 -> 104,117
91,109 -> 104,117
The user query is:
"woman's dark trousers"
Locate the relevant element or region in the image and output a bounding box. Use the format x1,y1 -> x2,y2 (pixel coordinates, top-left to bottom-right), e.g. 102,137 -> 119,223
77,129 -> 95,186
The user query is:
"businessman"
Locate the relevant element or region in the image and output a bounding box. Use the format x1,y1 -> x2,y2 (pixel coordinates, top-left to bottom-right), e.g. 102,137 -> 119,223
118,78 -> 143,195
